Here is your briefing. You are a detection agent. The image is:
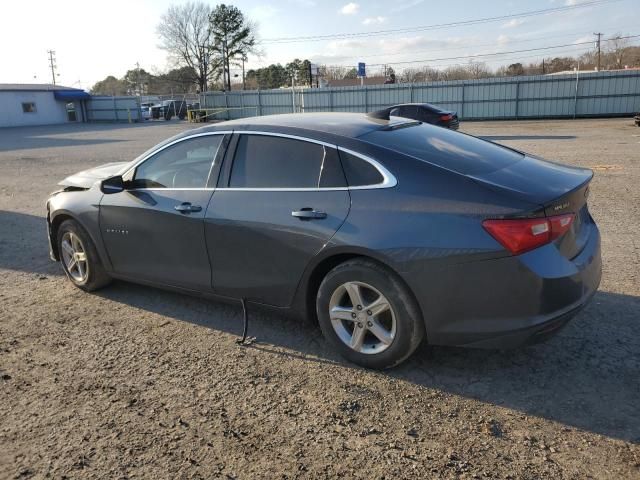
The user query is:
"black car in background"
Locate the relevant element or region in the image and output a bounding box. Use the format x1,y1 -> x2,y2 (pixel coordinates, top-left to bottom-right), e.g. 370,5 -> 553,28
384,103 -> 460,130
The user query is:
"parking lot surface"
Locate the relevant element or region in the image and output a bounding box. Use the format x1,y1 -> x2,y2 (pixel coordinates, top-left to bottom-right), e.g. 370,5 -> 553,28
1,118 -> 638,479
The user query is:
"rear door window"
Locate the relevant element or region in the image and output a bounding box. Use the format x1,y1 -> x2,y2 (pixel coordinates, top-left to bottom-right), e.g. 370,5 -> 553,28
229,135 -> 346,188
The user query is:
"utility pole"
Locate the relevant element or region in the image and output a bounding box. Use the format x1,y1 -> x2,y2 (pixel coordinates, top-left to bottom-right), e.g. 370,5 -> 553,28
222,38 -> 231,91
200,44 -> 209,93
594,32 -> 603,71
135,61 -> 141,96
242,56 -> 246,90
47,50 -> 57,85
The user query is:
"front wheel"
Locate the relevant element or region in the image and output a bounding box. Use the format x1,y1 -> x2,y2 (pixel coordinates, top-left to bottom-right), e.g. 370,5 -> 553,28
316,259 -> 425,369
57,219 -> 111,291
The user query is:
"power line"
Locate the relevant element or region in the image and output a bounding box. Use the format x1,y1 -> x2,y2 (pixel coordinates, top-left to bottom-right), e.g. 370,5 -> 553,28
262,0 -> 622,44
352,34 -> 640,68
322,25 -> 638,63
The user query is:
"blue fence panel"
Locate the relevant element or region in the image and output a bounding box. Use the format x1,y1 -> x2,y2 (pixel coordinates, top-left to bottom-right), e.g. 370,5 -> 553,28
198,70 -> 640,122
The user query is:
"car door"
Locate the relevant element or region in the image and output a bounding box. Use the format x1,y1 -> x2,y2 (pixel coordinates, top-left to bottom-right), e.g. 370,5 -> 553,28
205,132 -> 351,307
100,133 -> 227,290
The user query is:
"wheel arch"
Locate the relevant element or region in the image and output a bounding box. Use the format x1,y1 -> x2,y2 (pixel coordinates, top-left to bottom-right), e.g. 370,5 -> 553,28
297,248 -> 426,335
49,210 -> 108,269
49,211 -> 78,260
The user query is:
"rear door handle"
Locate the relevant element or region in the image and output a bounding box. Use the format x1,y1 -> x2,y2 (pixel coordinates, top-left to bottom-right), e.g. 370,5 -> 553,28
292,207 -> 327,220
174,202 -> 202,214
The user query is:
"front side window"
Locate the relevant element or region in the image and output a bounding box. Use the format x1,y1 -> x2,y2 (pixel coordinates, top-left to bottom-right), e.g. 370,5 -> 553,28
133,135 -> 222,188
22,102 -> 36,113
229,135 -> 346,189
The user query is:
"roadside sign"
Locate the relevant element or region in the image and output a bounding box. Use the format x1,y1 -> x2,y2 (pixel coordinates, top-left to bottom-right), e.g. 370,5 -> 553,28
358,62 -> 366,78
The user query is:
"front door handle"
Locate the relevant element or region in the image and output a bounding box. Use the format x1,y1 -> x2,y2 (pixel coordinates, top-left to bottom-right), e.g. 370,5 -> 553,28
174,202 -> 202,214
292,207 -> 327,220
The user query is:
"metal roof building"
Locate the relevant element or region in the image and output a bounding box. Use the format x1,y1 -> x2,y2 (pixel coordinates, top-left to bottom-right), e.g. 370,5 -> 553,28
0,84 -> 90,127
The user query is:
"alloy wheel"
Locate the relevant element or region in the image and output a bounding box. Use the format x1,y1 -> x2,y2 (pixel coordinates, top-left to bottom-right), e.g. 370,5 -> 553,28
60,231 -> 89,283
328,281 -> 396,355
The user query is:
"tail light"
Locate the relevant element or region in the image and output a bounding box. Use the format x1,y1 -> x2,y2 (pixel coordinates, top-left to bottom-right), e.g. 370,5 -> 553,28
440,114 -> 453,121
482,213 -> 574,255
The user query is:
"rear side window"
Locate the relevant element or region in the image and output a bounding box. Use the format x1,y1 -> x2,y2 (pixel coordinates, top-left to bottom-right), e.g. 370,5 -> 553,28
338,150 -> 384,187
229,135 -> 346,188
361,123 -> 523,175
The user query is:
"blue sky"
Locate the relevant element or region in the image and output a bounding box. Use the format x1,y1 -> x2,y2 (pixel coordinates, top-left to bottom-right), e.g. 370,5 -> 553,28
1,0 -> 638,88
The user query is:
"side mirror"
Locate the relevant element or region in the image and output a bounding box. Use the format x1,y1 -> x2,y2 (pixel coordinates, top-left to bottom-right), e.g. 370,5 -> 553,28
100,175 -> 125,194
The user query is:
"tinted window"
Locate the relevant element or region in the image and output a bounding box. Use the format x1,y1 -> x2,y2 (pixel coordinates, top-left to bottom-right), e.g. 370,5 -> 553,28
390,106 -> 417,120
339,151 -> 384,186
133,135 -> 221,188
229,135 -> 345,188
360,123 -> 523,175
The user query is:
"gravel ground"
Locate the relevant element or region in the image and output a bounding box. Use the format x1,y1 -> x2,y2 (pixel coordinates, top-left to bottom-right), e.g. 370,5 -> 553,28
0,118 -> 639,479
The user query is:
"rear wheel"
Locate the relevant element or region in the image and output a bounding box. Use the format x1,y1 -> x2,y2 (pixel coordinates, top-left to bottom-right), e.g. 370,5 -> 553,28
57,219 -> 111,291
316,259 -> 424,369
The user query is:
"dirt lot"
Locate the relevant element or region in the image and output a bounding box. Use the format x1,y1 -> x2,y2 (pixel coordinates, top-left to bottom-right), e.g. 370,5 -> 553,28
1,118 -> 639,479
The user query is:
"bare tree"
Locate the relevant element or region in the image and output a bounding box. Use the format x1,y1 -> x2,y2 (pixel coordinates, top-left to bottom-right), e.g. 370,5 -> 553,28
607,33 -> 630,69
156,2 -> 215,92
318,65 -> 349,81
465,61 -> 491,79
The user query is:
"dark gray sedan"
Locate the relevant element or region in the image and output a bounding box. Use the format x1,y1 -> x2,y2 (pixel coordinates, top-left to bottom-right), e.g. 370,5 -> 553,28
46,113 -> 601,369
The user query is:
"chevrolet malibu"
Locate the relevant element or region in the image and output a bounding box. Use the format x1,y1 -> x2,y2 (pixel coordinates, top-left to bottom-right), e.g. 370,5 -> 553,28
46,113 -> 601,369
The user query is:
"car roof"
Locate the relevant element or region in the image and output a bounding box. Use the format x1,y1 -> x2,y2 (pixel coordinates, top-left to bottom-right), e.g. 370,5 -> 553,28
191,112 -> 412,140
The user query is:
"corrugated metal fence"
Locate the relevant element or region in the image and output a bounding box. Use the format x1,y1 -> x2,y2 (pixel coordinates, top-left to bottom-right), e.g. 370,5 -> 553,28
201,70 -> 640,121
86,96 -> 141,122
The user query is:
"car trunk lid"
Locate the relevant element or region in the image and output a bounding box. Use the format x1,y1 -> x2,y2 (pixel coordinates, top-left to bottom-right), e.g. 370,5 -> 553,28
468,156 -> 594,259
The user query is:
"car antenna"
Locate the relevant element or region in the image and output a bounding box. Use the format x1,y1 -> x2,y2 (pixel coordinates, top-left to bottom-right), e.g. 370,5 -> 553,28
236,298 -> 253,345
366,108 -> 391,120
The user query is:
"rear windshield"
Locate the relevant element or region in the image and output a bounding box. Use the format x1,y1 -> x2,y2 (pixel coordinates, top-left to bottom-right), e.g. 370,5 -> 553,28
360,123 -> 523,175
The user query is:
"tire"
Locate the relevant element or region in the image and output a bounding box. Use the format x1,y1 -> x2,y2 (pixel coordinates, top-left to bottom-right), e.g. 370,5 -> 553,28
316,258 -> 425,369
57,219 -> 111,292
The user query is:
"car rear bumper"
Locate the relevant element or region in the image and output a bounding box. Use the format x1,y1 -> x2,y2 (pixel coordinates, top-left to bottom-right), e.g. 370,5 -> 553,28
405,220 -> 602,349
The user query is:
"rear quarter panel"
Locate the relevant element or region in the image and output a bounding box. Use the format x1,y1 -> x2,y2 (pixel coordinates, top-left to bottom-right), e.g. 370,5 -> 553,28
316,146 -> 541,336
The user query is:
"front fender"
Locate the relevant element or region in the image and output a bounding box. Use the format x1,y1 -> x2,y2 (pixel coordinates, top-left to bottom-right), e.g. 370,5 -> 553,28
47,186 -> 112,271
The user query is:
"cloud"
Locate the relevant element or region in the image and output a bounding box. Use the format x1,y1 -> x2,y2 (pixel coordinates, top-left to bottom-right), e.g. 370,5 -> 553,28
250,5 -> 278,19
501,18 -> 524,29
362,16 -> 386,25
339,3 -> 360,15
496,34 -> 511,46
573,35 -> 593,44
391,0 -> 424,12
288,0 -> 316,6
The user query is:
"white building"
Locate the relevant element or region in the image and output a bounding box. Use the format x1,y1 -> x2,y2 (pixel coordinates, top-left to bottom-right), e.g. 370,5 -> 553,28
0,84 -> 90,128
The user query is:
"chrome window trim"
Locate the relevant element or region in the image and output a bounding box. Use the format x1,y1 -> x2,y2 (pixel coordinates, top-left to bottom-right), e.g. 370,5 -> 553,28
336,146 -> 398,190
121,131 -> 231,188
118,129 -> 398,193
217,130 -> 397,192
126,187 -> 216,192
219,187 -> 349,192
